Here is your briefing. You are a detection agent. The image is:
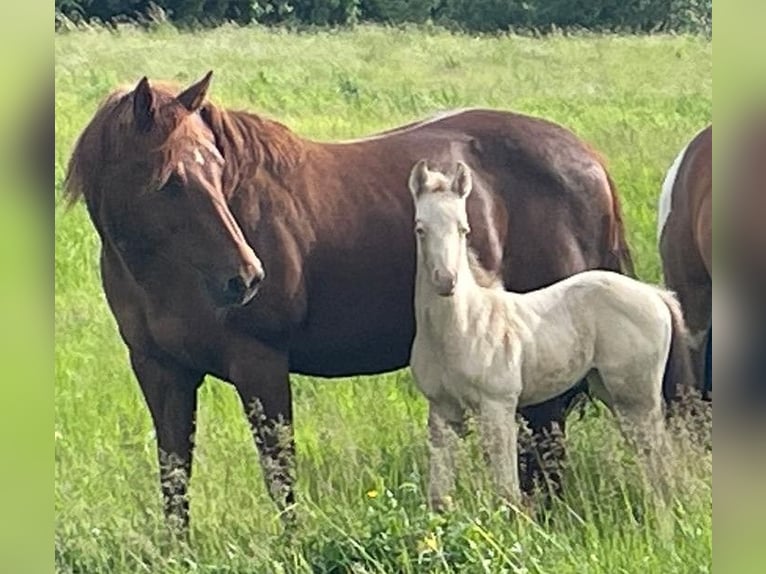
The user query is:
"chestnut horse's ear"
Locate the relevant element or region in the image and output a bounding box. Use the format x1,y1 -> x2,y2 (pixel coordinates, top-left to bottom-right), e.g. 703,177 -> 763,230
177,70 -> 213,113
133,76 -> 155,133
409,159 -> 431,198
452,161 -> 473,198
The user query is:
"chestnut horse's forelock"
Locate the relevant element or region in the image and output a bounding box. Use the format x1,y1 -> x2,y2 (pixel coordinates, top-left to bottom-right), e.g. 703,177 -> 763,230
63,81 -> 306,210
63,86 -> 185,208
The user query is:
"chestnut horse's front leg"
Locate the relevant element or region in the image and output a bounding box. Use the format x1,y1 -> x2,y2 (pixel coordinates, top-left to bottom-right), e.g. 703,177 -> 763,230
129,351 -> 204,534
229,346 -> 295,519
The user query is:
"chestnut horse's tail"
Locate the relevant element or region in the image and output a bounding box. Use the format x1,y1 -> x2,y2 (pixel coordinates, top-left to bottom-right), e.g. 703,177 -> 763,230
603,170 -> 637,278
657,289 -> 695,406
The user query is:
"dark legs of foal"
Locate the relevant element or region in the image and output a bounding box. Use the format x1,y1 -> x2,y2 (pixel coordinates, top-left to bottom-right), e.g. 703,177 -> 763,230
131,352 -> 204,533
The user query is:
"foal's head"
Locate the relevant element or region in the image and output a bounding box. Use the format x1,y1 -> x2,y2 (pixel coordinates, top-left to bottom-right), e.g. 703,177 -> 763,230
408,160 -> 473,296
65,71 -> 264,307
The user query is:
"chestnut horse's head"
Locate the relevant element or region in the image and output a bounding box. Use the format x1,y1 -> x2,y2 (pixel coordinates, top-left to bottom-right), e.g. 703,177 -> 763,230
65,72 -> 264,307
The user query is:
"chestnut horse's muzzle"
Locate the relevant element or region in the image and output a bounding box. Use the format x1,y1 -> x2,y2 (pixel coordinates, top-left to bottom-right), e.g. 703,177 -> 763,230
213,261 -> 265,307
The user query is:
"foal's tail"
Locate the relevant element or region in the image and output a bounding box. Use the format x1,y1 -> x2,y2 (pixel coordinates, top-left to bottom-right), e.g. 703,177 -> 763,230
657,289 -> 695,406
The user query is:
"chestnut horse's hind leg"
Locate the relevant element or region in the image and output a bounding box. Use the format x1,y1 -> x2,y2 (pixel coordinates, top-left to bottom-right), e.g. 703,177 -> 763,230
230,349 -> 295,520
518,389 -> 579,501
130,352 -> 204,534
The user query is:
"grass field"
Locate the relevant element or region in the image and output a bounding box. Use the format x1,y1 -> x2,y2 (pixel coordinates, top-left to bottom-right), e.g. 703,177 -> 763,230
55,25 -> 712,573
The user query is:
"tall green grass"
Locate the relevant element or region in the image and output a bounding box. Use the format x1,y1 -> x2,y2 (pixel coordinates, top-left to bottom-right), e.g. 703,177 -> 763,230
55,25 -> 712,573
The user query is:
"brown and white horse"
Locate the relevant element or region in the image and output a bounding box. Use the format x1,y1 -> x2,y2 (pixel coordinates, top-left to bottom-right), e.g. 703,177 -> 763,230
64,71 -> 636,530
658,124 -> 712,400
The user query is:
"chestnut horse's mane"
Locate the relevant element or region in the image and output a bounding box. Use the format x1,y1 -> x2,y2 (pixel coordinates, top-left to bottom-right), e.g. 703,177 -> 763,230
63,81 -> 305,207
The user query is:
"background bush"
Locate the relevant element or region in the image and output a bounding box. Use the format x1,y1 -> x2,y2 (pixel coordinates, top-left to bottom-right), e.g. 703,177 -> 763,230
55,0 -> 712,34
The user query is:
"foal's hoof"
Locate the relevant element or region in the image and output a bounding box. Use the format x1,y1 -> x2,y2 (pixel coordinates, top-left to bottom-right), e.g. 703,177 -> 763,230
497,492 -> 529,520
430,495 -> 455,513
520,493 -> 537,515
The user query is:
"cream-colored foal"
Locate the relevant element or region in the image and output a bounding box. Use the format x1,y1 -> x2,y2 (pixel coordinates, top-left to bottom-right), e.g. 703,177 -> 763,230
408,160 -> 683,510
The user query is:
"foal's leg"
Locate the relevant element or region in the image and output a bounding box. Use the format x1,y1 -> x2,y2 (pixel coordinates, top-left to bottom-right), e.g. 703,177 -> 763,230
479,396 -> 521,507
427,400 -> 464,512
229,348 -> 295,518
608,377 -> 674,504
130,352 -> 204,533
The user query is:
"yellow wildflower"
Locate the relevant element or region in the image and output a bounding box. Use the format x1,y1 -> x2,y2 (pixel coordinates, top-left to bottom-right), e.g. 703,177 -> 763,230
366,489 -> 379,499
418,532 -> 439,553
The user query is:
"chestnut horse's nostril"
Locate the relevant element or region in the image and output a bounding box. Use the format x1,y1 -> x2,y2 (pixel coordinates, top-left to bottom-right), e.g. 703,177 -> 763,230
223,262 -> 265,305
227,276 -> 247,297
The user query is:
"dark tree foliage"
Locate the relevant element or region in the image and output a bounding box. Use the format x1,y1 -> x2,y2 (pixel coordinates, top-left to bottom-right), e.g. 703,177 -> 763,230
55,0 -> 712,34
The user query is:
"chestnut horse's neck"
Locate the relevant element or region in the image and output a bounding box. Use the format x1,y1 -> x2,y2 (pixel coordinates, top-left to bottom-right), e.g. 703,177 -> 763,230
200,104 -> 306,202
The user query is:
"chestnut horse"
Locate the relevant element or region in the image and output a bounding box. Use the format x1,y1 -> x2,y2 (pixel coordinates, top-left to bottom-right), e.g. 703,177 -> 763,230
658,125 -> 712,400
63,71 -> 635,530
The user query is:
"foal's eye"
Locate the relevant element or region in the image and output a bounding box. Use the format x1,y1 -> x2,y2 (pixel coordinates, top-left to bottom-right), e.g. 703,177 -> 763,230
459,225 -> 470,235
415,226 -> 425,236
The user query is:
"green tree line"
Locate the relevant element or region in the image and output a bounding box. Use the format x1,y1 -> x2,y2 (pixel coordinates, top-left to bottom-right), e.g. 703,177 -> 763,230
55,0 -> 712,34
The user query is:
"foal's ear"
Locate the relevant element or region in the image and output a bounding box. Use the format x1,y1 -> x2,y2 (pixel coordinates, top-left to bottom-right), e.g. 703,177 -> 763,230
452,161 -> 472,198
133,76 -> 155,133
177,70 -> 214,113
409,159 -> 431,198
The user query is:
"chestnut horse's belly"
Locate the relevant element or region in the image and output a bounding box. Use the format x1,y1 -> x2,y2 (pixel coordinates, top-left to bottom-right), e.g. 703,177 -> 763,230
288,307 -> 416,376
288,331 -> 413,376
290,272 -> 415,377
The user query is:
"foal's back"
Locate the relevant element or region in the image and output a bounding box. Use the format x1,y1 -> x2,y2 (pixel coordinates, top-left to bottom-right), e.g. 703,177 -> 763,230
496,270 -> 672,405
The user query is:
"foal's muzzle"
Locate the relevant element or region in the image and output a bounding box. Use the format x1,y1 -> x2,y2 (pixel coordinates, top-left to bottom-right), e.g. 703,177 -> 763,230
433,269 -> 457,297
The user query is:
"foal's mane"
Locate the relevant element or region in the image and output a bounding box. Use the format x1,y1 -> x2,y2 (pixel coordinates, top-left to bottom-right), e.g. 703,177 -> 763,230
63,80 -> 305,207
467,248 -> 503,290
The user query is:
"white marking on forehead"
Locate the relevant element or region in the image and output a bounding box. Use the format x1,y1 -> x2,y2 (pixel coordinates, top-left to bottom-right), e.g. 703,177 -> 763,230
657,145 -> 687,242
193,148 -> 205,165
200,138 -> 224,164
